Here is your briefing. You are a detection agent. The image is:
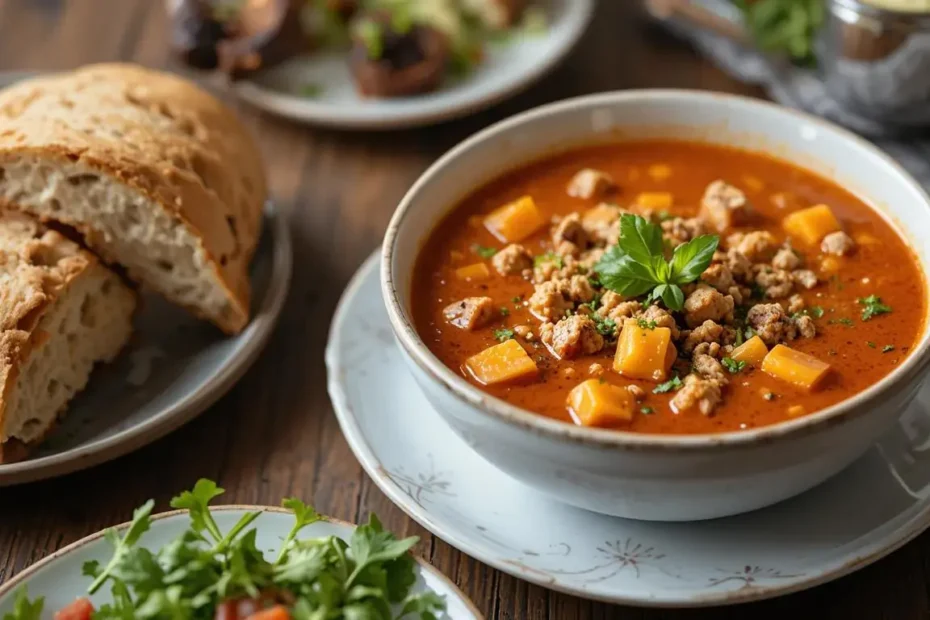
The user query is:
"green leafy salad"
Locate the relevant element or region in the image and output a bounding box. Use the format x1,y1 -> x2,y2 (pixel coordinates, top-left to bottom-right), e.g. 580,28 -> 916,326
3,480 -> 446,620
732,0 -> 825,64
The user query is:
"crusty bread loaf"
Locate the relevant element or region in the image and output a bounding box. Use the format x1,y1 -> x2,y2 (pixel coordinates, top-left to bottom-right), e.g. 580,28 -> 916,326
0,63 -> 266,334
0,213 -> 136,463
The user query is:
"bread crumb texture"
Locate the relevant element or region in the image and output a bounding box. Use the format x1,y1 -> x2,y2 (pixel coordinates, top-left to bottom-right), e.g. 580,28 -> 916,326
0,213 -> 135,463
0,64 -> 267,333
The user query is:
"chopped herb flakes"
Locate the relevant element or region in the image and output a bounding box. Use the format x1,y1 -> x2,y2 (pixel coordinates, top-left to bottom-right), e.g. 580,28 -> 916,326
867,341 -> 876,348
592,314 -> 617,339
500,307 -> 510,317
640,406 -> 654,415
722,357 -> 747,374
494,328 -> 515,342
792,306 -> 824,320
883,345 -> 896,353
636,318 -> 658,330
859,295 -> 892,321
653,376 -> 682,394
534,252 -> 564,269
472,244 -> 498,258
829,317 -> 854,327
512,296 -> 523,304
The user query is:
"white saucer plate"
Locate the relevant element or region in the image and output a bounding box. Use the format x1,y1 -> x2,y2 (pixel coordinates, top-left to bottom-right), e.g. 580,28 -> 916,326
0,507 -> 481,619
326,253 -> 930,608
232,0 -> 594,129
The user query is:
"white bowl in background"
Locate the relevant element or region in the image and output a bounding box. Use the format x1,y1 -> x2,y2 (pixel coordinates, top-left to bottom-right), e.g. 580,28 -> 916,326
381,90 -> 930,521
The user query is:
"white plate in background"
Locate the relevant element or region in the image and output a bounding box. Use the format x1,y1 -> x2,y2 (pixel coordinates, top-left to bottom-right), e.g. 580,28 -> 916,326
232,0 -> 594,129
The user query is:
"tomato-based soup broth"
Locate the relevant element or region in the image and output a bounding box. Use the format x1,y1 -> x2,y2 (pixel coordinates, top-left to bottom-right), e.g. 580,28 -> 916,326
411,141 -> 926,434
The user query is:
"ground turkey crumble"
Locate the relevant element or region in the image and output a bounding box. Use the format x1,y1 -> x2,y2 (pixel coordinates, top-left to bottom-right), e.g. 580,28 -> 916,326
444,175 -> 835,418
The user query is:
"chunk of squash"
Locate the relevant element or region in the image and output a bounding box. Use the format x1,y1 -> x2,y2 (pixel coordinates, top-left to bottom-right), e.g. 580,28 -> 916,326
567,379 -> 635,427
730,335 -> 768,366
761,344 -> 831,391
484,196 -> 546,243
613,320 -> 673,382
782,204 -> 841,245
454,262 -> 491,281
465,339 -> 538,386
634,192 -> 674,210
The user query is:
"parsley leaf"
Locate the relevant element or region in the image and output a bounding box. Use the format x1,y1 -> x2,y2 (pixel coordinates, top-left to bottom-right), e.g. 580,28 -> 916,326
859,295 -> 892,321
594,215 -> 718,311
472,244 -> 497,259
722,357 -> 747,374
2,587 -> 43,620
653,376 -> 683,394
592,314 -> 617,339
500,307 -> 510,317
494,328 -> 515,342
169,479 -> 225,543
87,499 -> 155,594
637,318 -> 657,330
829,317 -> 854,327
867,341 -> 876,348
792,306 -> 824,319
883,345 -> 896,353
640,406 -> 654,415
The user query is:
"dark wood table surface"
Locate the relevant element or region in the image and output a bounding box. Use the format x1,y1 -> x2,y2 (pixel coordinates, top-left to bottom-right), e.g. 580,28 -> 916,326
0,1 -> 927,618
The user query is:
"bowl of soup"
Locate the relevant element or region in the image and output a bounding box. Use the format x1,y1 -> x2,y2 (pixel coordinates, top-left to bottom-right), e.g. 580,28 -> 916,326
381,90 -> 930,521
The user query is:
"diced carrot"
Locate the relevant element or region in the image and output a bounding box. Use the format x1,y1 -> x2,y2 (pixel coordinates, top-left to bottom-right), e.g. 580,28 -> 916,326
730,335 -> 768,366
581,203 -> 620,230
55,599 -> 94,620
634,192 -> 674,210
761,344 -> 831,391
465,339 -> 538,386
246,606 -> 291,620
647,164 -> 672,181
787,405 -> 807,418
484,196 -> 546,243
567,379 -> 635,427
782,204 -> 841,245
454,262 -> 490,282
613,320 -> 673,382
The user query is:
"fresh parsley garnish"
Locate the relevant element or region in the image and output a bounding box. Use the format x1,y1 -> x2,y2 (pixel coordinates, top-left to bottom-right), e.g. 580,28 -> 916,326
22,480 -> 446,620
792,306 -> 824,319
592,314 -> 617,339
883,345 -> 895,353
859,295 -> 892,321
534,252 -> 563,269
472,244 -> 497,259
867,341 -> 876,349
500,307 -> 510,317
637,318 -> 657,330
494,328 -> 515,342
512,296 -> 523,304
653,375 -> 683,394
735,0 -> 824,64
721,357 -> 747,374
593,215 -> 719,311
829,317 -> 854,327
640,406 -> 654,415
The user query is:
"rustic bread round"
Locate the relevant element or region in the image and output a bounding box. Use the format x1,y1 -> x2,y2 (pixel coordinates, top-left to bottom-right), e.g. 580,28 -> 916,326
0,63 -> 267,334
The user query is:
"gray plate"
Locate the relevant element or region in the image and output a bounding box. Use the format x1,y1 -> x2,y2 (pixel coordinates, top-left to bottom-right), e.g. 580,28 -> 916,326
0,71 -> 292,485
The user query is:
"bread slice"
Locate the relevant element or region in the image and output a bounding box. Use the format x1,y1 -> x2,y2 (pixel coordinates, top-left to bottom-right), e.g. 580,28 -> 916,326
0,63 -> 267,334
0,213 -> 135,463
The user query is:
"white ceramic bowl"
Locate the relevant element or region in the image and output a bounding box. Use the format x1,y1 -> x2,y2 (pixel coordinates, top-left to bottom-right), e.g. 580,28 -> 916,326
381,90 -> 930,521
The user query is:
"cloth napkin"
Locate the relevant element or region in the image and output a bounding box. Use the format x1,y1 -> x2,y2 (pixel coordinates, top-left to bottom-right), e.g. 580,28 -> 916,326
656,1 -> 930,191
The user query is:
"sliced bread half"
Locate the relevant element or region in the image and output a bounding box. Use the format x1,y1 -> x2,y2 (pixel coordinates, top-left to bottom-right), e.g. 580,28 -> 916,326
0,213 -> 136,463
0,63 -> 267,334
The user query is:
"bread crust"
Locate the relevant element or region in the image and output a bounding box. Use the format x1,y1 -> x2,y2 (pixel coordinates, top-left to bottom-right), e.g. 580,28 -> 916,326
0,214 -> 136,463
0,63 -> 267,333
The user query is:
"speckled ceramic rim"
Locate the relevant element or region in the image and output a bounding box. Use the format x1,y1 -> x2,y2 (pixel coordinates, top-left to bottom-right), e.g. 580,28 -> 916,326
381,89 -> 930,452
232,0 -> 595,130
331,252 -> 930,608
0,202 -> 293,485
0,504 -> 483,618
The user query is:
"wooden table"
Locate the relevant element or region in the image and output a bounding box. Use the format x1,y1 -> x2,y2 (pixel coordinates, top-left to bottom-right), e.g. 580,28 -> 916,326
0,1 -> 926,618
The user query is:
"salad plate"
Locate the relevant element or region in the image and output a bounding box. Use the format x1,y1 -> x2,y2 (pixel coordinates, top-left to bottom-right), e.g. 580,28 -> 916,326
0,498 -> 480,618
232,0 -> 594,129
326,253 -> 930,608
